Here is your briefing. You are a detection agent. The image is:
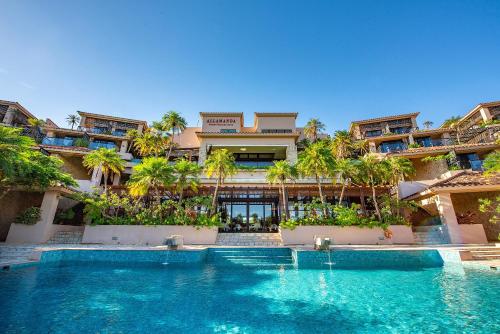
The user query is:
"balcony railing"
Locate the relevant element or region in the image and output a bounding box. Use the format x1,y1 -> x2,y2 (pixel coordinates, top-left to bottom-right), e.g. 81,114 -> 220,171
414,138 -> 455,148
42,137 -> 75,147
236,161 -> 275,169
378,143 -> 407,153
88,142 -> 117,150
455,160 -> 484,171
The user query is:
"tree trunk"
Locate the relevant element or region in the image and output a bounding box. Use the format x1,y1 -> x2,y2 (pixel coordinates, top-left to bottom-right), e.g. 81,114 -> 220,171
103,171 -> 108,194
166,144 -> 173,161
281,182 -> 289,221
179,187 -> 184,202
339,181 -> 346,206
316,175 -> 329,217
371,183 -> 382,221
394,177 -> 400,217
210,176 -> 221,216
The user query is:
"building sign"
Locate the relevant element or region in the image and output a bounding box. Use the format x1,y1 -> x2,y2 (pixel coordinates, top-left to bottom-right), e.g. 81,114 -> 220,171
206,118 -> 237,126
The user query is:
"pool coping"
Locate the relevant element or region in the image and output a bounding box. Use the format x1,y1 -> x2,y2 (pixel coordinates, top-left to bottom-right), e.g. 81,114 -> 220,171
1,243 -> 499,270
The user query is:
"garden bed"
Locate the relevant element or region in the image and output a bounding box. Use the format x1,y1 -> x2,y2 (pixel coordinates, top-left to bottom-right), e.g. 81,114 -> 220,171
82,225 -> 218,245
280,225 -> 414,245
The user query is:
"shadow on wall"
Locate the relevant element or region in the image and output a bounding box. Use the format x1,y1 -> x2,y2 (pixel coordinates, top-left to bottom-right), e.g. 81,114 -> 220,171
0,191 -> 44,241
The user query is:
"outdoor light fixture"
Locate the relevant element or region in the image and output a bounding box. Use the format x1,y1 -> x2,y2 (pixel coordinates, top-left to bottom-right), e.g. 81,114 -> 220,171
240,148 -> 247,151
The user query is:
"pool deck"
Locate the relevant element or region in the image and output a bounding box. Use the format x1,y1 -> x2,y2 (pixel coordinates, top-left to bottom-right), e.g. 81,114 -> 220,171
1,243 -> 499,270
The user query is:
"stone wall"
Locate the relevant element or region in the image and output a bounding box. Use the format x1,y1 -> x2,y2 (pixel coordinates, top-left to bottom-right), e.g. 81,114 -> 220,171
0,191 -> 44,241
451,192 -> 500,241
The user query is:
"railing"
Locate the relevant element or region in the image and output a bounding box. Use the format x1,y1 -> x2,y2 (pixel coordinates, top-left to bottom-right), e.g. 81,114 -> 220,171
236,161 -> 275,169
378,143 -> 408,153
42,137 -> 75,147
414,138 -> 455,147
88,142 -> 117,150
455,160 -> 484,171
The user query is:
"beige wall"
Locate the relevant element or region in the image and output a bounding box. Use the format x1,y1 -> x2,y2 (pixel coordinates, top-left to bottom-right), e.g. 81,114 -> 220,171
255,116 -> 296,132
280,225 -> 415,245
0,191 -> 44,241
82,225 -> 218,245
59,155 -> 91,180
451,192 -> 500,241
409,159 -> 448,181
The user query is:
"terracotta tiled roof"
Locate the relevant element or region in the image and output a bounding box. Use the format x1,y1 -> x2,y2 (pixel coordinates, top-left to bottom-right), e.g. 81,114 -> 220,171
429,171 -> 500,189
40,145 -> 90,152
350,112 -> 419,125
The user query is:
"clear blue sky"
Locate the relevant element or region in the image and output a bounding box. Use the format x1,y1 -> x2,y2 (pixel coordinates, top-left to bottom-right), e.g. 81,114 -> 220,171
1,0 -> 499,132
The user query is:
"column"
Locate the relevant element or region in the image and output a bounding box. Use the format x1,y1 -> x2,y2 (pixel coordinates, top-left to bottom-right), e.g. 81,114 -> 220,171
112,173 -> 121,186
369,141 -> 377,153
435,192 -> 463,244
286,144 -> 298,164
120,140 -> 128,153
2,106 -> 17,125
198,144 -> 207,166
408,134 -> 415,145
479,107 -> 492,122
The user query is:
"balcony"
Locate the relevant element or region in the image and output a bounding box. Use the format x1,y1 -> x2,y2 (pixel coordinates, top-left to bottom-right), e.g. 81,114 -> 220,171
42,137 -> 75,147
236,161 -> 275,169
88,142 -> 117,150
455,160 -> 484,171
378,142 -> 407,153
414,138 -> 454,148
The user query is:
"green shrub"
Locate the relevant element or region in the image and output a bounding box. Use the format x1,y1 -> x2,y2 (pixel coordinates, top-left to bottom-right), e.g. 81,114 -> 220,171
15,207 -> 41,225
74,138 -> 90,147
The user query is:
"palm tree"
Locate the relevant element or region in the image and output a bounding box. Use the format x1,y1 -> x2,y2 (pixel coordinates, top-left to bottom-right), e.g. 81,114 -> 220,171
173,158 -> 201,201
125,129 -> 139,153
334,158 -> 357,205
441,116 -> 461,128
331,130 -> 354,159
303,118 -> 325,142
423,121 -> 434,129
133,130 -> 168,157
83,148 -> 125,194
353,139 -> 369,155
356,154 -> 390,221
159,111 -> 187,159
66,114 -> 80,130
296,141 -> 335,217
266,160 -> 297,221
27,118 -> 45,139
128,157 -> 176,203
386,157 -> 415,214
204,149 -> 237,215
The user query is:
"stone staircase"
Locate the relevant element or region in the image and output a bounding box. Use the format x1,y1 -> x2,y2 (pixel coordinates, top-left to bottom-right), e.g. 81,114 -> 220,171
466,247 -> 500,261
215,233 -> 283,246
47,231 -> 83,244
413,226 -> 450,245
0,245 -> 40,267
207,248 -> 293,267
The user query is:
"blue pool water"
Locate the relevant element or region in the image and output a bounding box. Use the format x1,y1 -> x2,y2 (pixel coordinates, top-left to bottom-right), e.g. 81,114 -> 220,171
0,249 -> 499,333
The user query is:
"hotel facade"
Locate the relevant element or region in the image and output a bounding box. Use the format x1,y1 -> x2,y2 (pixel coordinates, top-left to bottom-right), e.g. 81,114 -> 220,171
1,99 -> 499,245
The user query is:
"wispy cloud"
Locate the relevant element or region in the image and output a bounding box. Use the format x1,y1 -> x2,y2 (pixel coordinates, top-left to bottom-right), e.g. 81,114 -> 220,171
18,81 -> 36,90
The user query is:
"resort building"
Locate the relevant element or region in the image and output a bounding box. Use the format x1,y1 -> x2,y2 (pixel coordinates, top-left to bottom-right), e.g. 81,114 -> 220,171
0,99 -> 499,245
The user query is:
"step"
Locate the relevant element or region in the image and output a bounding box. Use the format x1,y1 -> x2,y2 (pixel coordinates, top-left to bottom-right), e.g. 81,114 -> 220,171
47,231 -> 83,244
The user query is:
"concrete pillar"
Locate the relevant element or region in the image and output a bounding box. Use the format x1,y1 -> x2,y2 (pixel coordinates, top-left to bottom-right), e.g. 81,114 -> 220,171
369,141 -> 377,153
198,145 -> 207,166
137,124 -> 144,134
479,107 -> 492,122
286,144 -> 298,163
435,192 -> 463,244
411,117 -> 418,130
120,140 -> 128,153
408,134 -> 415,145
2,106 -> 17,125
384,123 -> 390,134
79,116 -> 86,127
112,173 -> 121,186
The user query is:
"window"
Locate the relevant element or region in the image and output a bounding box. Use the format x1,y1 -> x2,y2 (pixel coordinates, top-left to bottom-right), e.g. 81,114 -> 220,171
365,130 -> 383,137
220,129 -> 237,133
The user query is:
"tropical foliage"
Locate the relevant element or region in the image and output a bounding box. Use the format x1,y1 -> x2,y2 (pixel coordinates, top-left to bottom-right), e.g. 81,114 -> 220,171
0,125 -> 76,199
303,118 -> 325,142
266,160 -> 297,220
83,148 -> 125,193
127,157 -> 176,201
66,114 -> 80,129
204,149 -> 237,214
15,207 -> 41,225
173,158 -> 201,201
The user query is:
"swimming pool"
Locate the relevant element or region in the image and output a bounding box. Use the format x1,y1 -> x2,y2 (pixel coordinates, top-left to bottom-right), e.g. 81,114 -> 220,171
1,248 -> 499,333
